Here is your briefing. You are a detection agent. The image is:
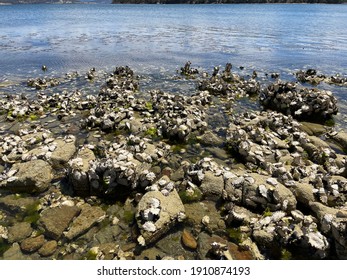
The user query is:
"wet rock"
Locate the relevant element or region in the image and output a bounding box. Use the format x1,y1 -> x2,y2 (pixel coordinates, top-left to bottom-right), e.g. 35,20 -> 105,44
2,243 -> 30,260
0,195 -> 36,213
64,204 -> 106,241
136,189 -> 185,244
184,201 -> 224,232
199,171 -> 224,201
20,235 -> 45,253
181,229 -> 197,250
7,222 -> 33,243
38,205 -> 80,240
38,240 -> 58,257
197,233 -> 253,260
1,160 -> 53,193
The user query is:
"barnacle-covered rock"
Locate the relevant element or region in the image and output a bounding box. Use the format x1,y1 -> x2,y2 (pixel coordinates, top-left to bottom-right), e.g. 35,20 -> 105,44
136,189 -> 185,244
259,81 -> 338,119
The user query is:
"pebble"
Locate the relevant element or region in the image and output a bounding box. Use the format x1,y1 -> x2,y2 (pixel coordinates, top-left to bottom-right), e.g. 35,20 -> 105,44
181,229 -> 197,250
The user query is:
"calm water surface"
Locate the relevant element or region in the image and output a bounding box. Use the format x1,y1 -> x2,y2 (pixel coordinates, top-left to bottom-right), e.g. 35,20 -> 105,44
0,4 -> 346,77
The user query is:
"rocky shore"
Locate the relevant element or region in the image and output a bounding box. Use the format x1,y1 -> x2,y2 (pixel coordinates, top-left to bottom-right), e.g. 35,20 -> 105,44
1,63 -> 347,260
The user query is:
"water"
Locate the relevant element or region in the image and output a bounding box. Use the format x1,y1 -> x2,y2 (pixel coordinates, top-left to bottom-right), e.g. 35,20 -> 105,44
0,3 -> 347,124
0,4 -> 346,77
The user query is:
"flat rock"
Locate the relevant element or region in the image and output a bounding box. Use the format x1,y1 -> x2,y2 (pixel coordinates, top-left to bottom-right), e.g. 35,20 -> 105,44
7,222 -> 33,243
300,122 -> 327,136
38,205 -> 80,240
49,139 -> 76,168
64,204 -> 106,241
136,189 -> 185,244
38,240 -> 58,257
0,195 -> 36,213
199,171 -> 224,201
2,159 -> 53,193
20,235 -> 45,253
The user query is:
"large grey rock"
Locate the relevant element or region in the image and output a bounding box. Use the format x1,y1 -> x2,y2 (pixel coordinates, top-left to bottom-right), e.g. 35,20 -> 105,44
64,204 -> 106,241
49,139 -> 76,168
38,205 -> 80,240
199,171 -> 224,201
2,160 -> 53,193
136,189 -> 185,244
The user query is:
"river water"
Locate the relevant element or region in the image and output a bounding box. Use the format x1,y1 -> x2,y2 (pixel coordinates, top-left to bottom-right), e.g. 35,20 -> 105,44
0,3 -> 347,123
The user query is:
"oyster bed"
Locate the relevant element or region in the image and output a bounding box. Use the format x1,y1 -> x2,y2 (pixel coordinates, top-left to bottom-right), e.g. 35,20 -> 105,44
1,63 -> 347,260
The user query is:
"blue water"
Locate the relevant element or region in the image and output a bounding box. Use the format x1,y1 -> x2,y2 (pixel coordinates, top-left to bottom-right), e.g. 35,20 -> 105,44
0,4 -> 346,78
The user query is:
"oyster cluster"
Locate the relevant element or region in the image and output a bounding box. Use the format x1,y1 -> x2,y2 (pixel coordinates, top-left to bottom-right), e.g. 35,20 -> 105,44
260,81 -> 338,119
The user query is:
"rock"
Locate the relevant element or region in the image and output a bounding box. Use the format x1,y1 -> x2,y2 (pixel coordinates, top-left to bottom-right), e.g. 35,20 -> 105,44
181,229 -> 197,250
64,204 -> 106,241
38,240 -> 58,257
2,243 -> 30,260
272,183 -> 297,212
20,235 -> 45,253
253,229 -> 274,246
197,233 -> 253,260
136,189 -> 185,244
184,201 -> 224,231
198,131 -> 224,146
129,118 -> 143,135
38,205 -> 80,240
199,171 -> 224,201
7,222 -> 33,243
1,160 -> 53,193
68,147 -> 96,196
330,131 -> 347,152
49,138 -> 76,168
0,195 -> 36,213
309,202 -> 340,221
300,122 -> 327,136
290,182 -> 315,204
330,217 -> 347,260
